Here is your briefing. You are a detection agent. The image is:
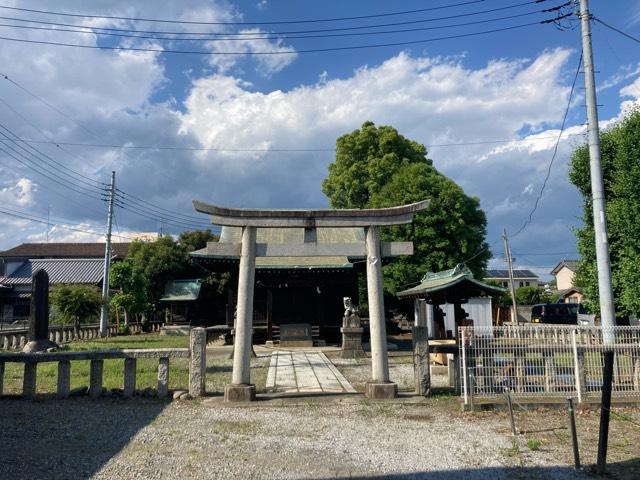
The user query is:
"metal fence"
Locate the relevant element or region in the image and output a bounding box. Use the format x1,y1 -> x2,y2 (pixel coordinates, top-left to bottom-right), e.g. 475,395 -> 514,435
459,325 -> 640,406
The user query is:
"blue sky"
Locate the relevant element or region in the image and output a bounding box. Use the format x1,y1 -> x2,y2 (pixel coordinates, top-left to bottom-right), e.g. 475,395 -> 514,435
0,0 -> 639,280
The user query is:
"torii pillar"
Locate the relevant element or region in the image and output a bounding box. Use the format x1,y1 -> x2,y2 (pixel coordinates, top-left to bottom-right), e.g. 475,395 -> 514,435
193,200 -> 429,401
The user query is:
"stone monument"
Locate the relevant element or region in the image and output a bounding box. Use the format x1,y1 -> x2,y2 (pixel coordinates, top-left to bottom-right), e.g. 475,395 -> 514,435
340,297 -> 365,358
23,269 -> 59,353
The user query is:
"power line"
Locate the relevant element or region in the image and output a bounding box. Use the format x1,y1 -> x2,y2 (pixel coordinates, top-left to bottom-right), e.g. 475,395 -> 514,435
115,189 -> 221,226
592,16 -> 640,45
0,73 -> 216,233
6,132 -> 587,153
0,8 -> 561,43
0,1 -> 498,26
0,94 -> 106,187
511,50 -> 583,238
0,205 -> 135,241
0,136 -> 106,201
0,73 -> 99,140
0,122 -> 106,198
0,1 -> 558,37
462,52 -> 583,266
0,19 -> 565,56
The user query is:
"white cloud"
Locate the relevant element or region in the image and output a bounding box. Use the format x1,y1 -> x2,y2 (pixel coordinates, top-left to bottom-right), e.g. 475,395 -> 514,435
620,76 -> 640,99
205,28 -> 298,76
0,178 -> 37,206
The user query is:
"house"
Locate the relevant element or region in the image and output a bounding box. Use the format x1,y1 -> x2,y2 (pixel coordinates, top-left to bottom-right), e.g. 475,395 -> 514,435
483,269 -> 541,289
0,242 -> 130,323
550,259 -> 579,291
550,260 -> 583,303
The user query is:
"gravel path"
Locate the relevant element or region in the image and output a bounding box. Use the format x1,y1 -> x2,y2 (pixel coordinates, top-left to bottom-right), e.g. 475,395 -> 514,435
0,397 -> 592,480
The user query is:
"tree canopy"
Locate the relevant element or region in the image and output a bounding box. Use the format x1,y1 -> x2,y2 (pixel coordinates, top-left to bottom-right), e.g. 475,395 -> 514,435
179,229 -> 218,253
110,236 -> 189,317
322,121 -> 490,295
50,284 -> 102,325
569,107 -> 640,318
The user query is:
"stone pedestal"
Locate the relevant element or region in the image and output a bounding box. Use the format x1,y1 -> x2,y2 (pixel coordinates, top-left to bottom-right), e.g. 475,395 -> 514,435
224,384 -> 256,403
340,327 -> 366,359
365,381 -> 397,399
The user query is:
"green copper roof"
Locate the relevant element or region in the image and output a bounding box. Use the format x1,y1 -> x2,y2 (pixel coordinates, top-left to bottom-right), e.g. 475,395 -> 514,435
397,265 -> 506,299
160,279 -> 202,302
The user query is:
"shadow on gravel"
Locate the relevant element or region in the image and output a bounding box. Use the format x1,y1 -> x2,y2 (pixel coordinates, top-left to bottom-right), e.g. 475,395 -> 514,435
0,397 -> 167,480
320,466 -> 593,479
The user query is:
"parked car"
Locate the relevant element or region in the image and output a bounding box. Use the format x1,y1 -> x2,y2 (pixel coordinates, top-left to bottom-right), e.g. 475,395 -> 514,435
530,303 -> 579,324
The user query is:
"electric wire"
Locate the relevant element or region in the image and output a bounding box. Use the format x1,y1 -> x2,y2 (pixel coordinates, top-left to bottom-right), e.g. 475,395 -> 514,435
0,94 -> 107,188
0,1 -> 557,37
6,132 -> 587,153
0,136 -> 107,201
0,19 -> 567,56
0,6 -> 565,42
0,123 -> 107,198
0,205 -> 135,241
0,73 -> 216,233
114,189 -> 221,226
0,1 -> 506,26
511,50 -> 582,238
592,16 -> 640,45
461,51 -> 583,266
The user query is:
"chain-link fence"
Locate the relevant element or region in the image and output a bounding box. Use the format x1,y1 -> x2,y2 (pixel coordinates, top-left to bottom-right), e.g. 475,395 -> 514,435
459,325 -> 640,406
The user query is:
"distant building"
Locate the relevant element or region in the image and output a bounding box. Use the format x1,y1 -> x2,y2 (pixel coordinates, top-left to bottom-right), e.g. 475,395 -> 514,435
550,259 -> 579,291
550,259 -> 583,303
484,269 -> 541,289
0,242 -> 130,323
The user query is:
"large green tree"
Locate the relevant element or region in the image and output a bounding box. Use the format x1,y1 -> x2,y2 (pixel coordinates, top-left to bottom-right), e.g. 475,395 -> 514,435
569,108 -> 640,318
322,121 -> 491,294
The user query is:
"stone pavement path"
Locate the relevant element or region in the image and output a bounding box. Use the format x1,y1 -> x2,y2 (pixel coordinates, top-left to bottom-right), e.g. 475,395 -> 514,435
265,350 -> 356,393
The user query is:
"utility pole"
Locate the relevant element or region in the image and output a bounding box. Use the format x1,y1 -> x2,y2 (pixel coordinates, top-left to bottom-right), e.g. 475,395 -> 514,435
578,0 -> 617,473
99,171 -> 116,337
502,229 -> 519,325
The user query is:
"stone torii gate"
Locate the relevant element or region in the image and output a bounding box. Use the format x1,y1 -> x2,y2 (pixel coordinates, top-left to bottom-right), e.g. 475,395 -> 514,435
193,200 -> 429,401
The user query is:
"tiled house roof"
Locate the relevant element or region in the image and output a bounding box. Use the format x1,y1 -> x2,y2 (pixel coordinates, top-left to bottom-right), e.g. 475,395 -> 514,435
0,242 -> 130,259
0,259 -> 105,285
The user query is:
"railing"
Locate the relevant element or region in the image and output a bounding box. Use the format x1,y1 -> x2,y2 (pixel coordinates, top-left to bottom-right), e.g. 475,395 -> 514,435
459,325 -> 640,407
0,327 -> 207,400
0,321 -> 164,350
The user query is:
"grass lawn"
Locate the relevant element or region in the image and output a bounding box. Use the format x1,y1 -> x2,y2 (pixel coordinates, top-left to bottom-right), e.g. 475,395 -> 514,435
1,333 -> 269,396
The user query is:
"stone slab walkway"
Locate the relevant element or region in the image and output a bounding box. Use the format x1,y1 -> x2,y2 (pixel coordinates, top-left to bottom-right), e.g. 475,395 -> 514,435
265,351 -> 356,394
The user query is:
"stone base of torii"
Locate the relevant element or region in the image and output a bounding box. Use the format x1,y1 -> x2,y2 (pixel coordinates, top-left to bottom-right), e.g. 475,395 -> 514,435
193,200 -> 429,401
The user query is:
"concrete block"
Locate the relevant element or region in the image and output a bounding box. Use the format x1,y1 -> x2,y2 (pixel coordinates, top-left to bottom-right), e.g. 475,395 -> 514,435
157,357 -> 169,398
365,381 -> 397,400
224,384 -> 256,403
189,327 -> 206,397
89,359 -> 104,398
57,361 -> 71,399
23,362 -> 37,399
123,358 -> 136,398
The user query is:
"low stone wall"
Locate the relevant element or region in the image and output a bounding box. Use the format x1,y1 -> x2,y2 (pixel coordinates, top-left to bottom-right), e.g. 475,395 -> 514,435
0,327 -> 206,400
0,321 -> 163,350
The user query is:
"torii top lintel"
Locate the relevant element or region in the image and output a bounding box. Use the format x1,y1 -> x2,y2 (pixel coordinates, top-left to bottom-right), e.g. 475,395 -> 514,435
192,200 -> 430,227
